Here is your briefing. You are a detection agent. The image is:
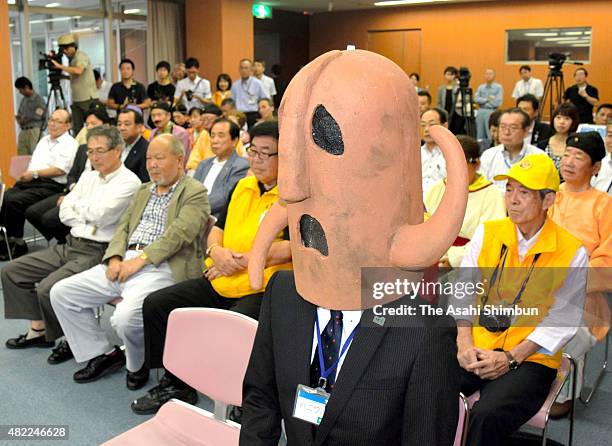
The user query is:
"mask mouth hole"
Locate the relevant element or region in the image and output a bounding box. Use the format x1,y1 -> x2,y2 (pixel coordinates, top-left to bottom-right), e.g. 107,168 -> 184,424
299,214 -> 329,256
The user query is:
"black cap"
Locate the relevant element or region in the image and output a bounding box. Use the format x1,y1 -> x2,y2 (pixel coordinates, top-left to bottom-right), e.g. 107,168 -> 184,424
566,131 -> 606,164
202,103 -> 223,116
150,101 -> 172,113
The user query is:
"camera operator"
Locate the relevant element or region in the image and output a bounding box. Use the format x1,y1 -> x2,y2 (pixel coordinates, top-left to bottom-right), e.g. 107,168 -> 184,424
174,57 -> 212,110
564,68 -> 599,124
454,153 -> 588,446
14,77 -> 46,155
51,34 -> 99,134
107,59 -> 150,115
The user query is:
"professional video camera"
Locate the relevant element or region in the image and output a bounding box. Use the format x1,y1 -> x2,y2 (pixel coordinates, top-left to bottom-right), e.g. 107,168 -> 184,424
38,50 -> 64,86
458,66 -> 471,89
548,53 -> 567,75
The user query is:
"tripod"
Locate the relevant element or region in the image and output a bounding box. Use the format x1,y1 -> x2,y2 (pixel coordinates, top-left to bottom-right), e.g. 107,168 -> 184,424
458,85 -> 476,138
37,81 -> 67,144
540,70 -> 565,123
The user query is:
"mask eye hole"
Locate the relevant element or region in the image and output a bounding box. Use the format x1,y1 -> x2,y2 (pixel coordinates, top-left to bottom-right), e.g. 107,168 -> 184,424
311,104 -> 344,155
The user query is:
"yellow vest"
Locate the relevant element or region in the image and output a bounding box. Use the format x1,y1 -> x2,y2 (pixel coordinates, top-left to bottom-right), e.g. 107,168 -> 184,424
473,217 -> 582,369
205,176 -> 292,297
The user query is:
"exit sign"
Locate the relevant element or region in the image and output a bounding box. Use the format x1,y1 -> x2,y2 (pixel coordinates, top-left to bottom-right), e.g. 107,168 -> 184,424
252,4 -> 272,19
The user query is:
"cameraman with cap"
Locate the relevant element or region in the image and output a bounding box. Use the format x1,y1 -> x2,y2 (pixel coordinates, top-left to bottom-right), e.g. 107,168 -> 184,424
454,153 -> 588,446
51,34 -> 99,134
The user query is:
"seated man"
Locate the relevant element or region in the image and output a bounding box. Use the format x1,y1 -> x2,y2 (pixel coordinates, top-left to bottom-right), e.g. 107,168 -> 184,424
0,109 -> 78,258
116,108 -> 150,182
24,107 -> 109,244
3,126 -> 141,363
456,153 -> 588,446
149,102 -> 191,163
193,118 -> 249,219
132,120 -> 291,414
50,134 -> 209,391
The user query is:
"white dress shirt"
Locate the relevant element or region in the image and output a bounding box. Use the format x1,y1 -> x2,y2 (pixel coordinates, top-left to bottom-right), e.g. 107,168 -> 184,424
122,135 -> 141,162
28,131 -> 79,184
174,76 -> 212,109
459,223 -> 588,355
511,77 -> 544,99
257,74 -> 277,98
479,143 -> 545,192
202,158 -> 227,194
421,144 -> 447,198
591,153 -> 612,195
311,308 -> 363,382
59,165 -> 141,242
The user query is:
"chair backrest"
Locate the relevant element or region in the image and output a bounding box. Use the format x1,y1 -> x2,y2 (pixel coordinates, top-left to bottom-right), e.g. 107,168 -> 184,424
200,214 -> 218,254
9,155 -> 32,180
163,308 -> 258,407
454,393 -> 469,446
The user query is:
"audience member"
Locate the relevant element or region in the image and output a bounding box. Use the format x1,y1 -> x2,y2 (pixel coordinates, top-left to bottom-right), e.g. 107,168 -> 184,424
227,109 -> 250,151
0,109 -> 78,259
107,59 -> 150,112
479,108 -> 544,191
479,109 -> 502,152
53,34 -> 99,134
170,63 -> 186,85
94,69 -> 114,121
193,118 -> 249,218
457,153 -> 587,446
220,97 -> 236,117
474,68 -> 503,140
172,104 -> 190,129
511,65 -> 544,100
149,101 -> 191,163
25,108 -> 109,244
436,66 -> 458,121
185,103 -> 223,171
425,135 -> 505,267
147,61 -> 176,107
186,106 -> 205,148
14,76 -> 46,155
537,102 -> 580,173
417,90 -> 432,114
132,120 -> 290,414
420,108 -> 449,198
594,103 -> 612,126
212,73 -> 232,107
253,59 -> 277,101
174,57 -> 212,110
230,58 -> 269,129
564,68 -> 599,124
116,108 -> 150,182
409,72 -> 423,92
3,126 -> 141,365
591,119 -> 611,193
50,134 -> 209,390
257,98 -> 275,122
517,94 -> 554,146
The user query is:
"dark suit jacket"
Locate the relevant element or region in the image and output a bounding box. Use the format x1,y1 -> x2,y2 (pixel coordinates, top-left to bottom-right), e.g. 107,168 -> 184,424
531,122 -> 554,146
66,144 -> 89,190
124,136 -> 150,182
240,271 -> 460,446
192,151 -> 249,219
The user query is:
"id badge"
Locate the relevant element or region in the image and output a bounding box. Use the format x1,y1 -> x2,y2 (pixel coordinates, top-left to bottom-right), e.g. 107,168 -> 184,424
293,384 -> 330,426
247,96 -> 256,105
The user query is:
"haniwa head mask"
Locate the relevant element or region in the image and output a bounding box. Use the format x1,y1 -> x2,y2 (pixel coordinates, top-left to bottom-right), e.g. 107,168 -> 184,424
249,49 -> 468,310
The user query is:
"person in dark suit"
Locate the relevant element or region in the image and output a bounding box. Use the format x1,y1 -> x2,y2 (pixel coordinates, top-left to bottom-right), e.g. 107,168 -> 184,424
241,49 -> 470,445
193,118 -> 249,219
117,108 -> 150,182
516,94 -> 554,146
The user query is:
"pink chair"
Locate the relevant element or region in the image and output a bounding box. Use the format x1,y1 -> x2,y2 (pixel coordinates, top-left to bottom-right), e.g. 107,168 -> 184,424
454,393 -> 469,446
9,155 -> 31,181
466,354 -> 575,446
102,308 -> 258,445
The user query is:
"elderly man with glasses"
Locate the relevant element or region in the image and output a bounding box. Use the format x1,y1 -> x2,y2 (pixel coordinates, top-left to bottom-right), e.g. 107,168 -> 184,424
3,126 -> 141,366
131,120 -> 292,415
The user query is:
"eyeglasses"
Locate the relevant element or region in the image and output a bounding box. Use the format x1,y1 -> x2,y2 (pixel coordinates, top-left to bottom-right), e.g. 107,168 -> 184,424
86,148 -> 114,156
246,147 -> 278,161
499,124 -> 523,133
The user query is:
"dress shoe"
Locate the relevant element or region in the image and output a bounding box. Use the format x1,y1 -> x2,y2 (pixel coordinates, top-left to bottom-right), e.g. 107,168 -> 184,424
73,346 -> 125,383
127,365 -> 150,391
131,374 -> 198,415
0,242 -> 28,261
549,400 -> 573,419
6,333 -> 54,349
47,340 -> 74,364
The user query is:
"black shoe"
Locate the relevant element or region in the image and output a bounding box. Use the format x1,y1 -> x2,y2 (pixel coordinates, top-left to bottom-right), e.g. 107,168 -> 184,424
228,406 -> 243,424
73,346 -> 125,383
131,374 -> 198,415
12,243 -> 28,259
6,333 -> 54,349
127,364 -> 150,391
47,340 -> 74,364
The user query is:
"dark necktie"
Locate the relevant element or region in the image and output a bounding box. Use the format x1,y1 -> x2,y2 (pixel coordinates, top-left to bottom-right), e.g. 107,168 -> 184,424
310,310 -> 343,393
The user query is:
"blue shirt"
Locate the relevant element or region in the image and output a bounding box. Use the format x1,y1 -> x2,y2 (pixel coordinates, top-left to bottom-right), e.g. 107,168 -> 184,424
230,76 -> 269,113
474,82 -> 503,109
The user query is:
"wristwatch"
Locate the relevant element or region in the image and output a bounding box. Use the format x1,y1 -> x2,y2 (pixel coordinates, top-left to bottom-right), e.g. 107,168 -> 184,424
32,171 -> 39,180
504,351 -> 519,370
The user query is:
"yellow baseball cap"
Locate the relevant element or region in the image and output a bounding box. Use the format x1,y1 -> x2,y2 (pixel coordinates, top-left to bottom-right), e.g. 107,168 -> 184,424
58,34 -> 76,46
493,153 -> 560,192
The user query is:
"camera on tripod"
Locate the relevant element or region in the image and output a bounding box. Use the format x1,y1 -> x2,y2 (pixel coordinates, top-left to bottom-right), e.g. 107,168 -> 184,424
458,66 -> 471,89
548,53 -> 567,75
38,50 -> 64,86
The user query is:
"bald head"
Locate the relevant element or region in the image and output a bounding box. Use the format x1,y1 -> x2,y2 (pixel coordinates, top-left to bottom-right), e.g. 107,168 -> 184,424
146,134 -> 185,188
48,109 -> 72,139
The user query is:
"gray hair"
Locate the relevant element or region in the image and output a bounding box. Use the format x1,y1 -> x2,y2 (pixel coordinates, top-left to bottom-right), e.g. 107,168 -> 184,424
153,133 -> 185,157
86,125 -> 123,149
538,189 -> 556,200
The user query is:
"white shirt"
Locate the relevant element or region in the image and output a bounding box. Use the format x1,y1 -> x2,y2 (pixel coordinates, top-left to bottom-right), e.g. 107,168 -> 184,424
421,144 -> 447,198
511,77 -> 544,99
28,131 -> 79,184
98,80 -> 115,118
479,143 -> 545,192
122,136 -> 141,162
311,308 -> 363,382
174,76 -> 212,110
59,165 -> 141,242
591,153 -> 612,194
257,74 -> 277,98
202,158 -> 227,194
459,223 -> 589,355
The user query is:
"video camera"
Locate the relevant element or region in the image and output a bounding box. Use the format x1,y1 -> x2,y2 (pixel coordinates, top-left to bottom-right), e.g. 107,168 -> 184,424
458,66 -> 471,89
548,53 -> 567,75
38,50 -> 64,86
185,90 -> 194,101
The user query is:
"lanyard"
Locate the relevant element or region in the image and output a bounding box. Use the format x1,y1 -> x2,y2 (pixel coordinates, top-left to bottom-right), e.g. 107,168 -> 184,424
315,313 -> 358,389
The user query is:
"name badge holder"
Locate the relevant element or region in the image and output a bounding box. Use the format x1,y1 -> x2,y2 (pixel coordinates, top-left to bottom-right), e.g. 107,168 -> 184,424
293,315 -> 357,426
